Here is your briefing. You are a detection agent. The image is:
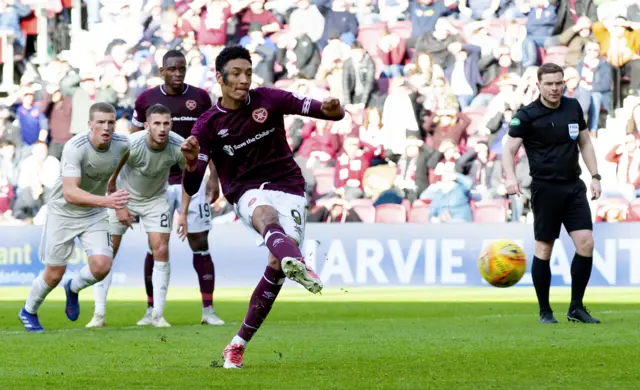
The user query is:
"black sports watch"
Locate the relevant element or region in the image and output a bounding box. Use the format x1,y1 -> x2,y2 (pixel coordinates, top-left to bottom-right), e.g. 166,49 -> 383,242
592,174 -> 602,181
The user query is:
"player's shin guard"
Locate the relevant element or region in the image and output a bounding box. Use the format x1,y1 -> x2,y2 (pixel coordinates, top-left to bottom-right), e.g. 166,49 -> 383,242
70,266 -> 99,293
236,266 -> 286,344
151,261 -> 170,318
532,256 -> 552,314
193,251 -> 215,308
144,251 -> 154,308
570,253 -> 593,309
25,274 -> 54,314
262,224 -> 303,262
94,271 -> 113,315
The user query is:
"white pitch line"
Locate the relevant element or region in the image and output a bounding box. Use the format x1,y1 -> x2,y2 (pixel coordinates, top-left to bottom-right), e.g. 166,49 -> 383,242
2,309 -> 640,336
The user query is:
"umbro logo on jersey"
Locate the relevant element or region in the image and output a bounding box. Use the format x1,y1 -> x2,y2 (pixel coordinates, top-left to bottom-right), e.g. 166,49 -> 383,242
218,129 -> 229,138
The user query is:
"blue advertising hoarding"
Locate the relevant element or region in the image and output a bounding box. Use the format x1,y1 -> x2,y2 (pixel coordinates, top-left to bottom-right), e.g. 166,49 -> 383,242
0,223 -> 638,287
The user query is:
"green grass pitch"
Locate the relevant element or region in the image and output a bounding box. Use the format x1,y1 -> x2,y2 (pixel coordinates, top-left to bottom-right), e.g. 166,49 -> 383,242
1,286 -> 639,389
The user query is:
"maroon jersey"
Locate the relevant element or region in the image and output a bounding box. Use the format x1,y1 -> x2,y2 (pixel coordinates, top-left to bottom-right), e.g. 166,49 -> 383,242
190,88 -> 339,204
132,85 -> 212,184
334,146 -> 375,189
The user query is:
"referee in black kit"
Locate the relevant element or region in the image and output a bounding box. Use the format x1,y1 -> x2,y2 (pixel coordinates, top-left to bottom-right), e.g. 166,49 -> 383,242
502,63 -> 601,324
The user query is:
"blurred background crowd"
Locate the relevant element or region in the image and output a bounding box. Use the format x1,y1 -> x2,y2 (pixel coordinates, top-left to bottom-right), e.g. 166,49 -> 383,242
1,0 -> 640,226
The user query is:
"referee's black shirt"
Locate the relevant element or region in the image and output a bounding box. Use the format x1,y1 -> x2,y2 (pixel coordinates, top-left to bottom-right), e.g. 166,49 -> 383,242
508,96 -> 587,181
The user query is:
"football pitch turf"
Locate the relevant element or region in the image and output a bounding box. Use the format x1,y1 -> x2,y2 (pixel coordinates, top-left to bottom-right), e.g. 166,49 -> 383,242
0,287 -> 639,389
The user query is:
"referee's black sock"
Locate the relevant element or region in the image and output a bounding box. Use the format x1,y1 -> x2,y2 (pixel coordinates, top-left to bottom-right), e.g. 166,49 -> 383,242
532,256 -> 552,314
570,253 -> 593,310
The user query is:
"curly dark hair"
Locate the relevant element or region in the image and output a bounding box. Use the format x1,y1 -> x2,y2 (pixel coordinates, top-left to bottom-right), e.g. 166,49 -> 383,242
215,45 -> 252,82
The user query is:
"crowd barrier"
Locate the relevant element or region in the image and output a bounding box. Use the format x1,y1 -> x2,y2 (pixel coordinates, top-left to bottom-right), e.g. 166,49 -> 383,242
0,223 -> 639,287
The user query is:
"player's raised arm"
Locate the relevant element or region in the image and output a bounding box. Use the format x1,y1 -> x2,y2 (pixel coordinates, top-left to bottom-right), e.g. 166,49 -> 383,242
182,135 -> 208,196
274,89 -> 345,121
107,150 -> 130,195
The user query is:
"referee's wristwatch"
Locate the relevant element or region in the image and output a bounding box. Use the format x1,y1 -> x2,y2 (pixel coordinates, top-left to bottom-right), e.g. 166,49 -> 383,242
592,174 -> 602,181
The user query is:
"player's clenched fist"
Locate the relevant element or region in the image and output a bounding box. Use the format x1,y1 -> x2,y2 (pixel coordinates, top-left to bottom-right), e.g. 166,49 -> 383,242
181,136 -> 200,169
106,189 -> 130,209
320,97 -> 344,119
505,179 -> 522,196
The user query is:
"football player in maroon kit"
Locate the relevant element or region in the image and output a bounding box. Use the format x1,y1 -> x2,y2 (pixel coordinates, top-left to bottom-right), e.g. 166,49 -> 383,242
181,46 -> 345,369
89,51 -> 224,327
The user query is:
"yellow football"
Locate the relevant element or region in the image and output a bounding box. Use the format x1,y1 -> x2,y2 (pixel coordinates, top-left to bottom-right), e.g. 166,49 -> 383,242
478,239 -> 527,288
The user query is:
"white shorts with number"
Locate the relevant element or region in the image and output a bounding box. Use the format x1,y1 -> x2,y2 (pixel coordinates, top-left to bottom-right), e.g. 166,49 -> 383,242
39,212 -> 113,266
166,180 -> 212,234
108,195 -> 171,235
234,187 -> 307,247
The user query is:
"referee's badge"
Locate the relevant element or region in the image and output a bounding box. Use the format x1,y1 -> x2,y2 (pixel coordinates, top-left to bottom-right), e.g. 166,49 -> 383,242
568,123 -> 579,140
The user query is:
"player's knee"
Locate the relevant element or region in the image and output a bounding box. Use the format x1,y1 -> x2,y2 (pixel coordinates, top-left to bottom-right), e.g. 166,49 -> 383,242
534,241 -> 554,260
89,256 -> 113,280
44,266 -> 65,287
152,242 -> 169,261
575,234 -> 594,256
187,232 -> 209,252
252,205 -> 279,233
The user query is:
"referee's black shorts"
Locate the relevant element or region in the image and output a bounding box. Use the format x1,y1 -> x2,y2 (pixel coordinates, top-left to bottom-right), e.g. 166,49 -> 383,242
531,179 -> 593,241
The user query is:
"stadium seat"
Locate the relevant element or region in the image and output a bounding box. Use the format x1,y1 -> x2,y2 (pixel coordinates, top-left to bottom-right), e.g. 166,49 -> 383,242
389,20 -> 412,39
313,167 -> 335,199
375,204 -> 408,223
401,198 -> 411,214
352,204 -> 376,223
629,198 -> 640,221
471,199 -> 508,223
542,46 -> 568,67
408,205 -> 430,223
356,22 -> 387,56
349,198 -> 374,208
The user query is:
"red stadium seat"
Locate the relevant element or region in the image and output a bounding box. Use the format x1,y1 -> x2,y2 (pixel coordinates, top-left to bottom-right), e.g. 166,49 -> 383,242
350,198 -> 374,208
401,198 -> 411,214
357,22 -> 387,56
542,46 -> 568,67
389,20 -> 412,39
375,204 -> 408,223
471,199 -> 508,223
629,199 -> 640,221
352,204 -> 376,223
408,206 -> 430,223
313,167 -> 335,198
412,199 -> 431,208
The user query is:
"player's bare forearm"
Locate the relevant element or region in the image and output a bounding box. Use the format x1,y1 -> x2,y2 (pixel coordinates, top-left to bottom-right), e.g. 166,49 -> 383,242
130,125 -> 144,133
62,177 -> 111,208
180,185 -> 191,216
501,135 -> 522,181
578,131 -> 598,176
183,159 -> 207,196
304,98 -> 345,121
107,151 -> 130,191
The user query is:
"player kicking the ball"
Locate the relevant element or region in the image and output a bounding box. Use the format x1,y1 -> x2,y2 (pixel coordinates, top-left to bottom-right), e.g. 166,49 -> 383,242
87,104 -> 186,328
130,50 -> 223,326
18,103 -> 130,332
181,46 -> 345,369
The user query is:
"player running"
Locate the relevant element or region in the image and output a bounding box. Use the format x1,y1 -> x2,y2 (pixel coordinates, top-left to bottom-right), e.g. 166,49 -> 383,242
18,103 -> 130,332
181,46 -> 345,369
128,50 -> 223,326
87,104 -> 186,328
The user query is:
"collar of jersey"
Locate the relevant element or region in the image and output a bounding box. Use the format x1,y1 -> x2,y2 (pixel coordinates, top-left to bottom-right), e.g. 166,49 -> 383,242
215,92 -> 251,113
160,84 -> 189,96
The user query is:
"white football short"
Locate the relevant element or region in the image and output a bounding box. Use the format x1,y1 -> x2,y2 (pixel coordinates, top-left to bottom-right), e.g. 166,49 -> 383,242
166,180 -> 212,234
234,186 -> 307,247
108,195 -> 171,235
39,212 -> 113,266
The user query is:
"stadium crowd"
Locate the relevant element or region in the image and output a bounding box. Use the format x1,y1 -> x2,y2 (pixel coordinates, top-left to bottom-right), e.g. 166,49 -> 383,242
1,0 -> 640,225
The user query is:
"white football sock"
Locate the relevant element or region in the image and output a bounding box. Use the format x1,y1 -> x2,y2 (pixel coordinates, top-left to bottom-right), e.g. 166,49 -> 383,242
231,335 -> 248,347
151,261 -> 170,318
25,274 -> 54,314
93,270 -> 113,315
70,266 -> 98,293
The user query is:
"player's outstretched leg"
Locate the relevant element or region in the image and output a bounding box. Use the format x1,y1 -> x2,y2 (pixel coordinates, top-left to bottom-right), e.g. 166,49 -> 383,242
66,255 -> 112,321
251,205 -> 321,294
188,232 -> 224,325
223,258 -> 286,369
137,250 -> 155,326
149,232 -> 172,328
19,265 -> 63,332
567,230 -> 600,324
532,241 -> 557,324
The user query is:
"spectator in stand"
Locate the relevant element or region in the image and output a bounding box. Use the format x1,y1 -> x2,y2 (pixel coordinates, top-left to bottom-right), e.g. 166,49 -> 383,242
377,26 -> 407,78
577,40 -> 612,135
276,31 -> 321,80
15,87 -> 48,151
288,0 -> 325,43
0,141 -> 19,187
392,137 -> 429,201
422,162 -> 473,223
0,105 -> 21,148
43,84 -> 72,160
12,142 -> 60,221
380,78 -> 420,158
295,118 -> 340,186
378,0 -> 410,23
0,170 -> 15,219
626,101 -> 640,135
556,16 -> 593,68
423,108 -> 471,150
307,196 -> 362,223
562,67 -> 591,113
408,0 -> 455,46
318,0 -> 359,49
604,133 -> 640,200
444,43 -> 483,109
521,0 -> 558,68
462,21 -> 501,58
455,140 -> 504,199
458,0 -> 502,22
415,18 -> 461,69
237,0 -> 281,41
343,41 -> 376,108
240,21 -> 278,52
418,74 -> 458,114
359,106 -> 386,165
553,0 -> 599,37
475,46 -> 524,107
334,136 -> 376,200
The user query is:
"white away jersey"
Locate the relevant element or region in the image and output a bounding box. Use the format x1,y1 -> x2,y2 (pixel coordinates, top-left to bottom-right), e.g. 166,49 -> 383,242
118,130 -> 186,199
48,132 -> 130,218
